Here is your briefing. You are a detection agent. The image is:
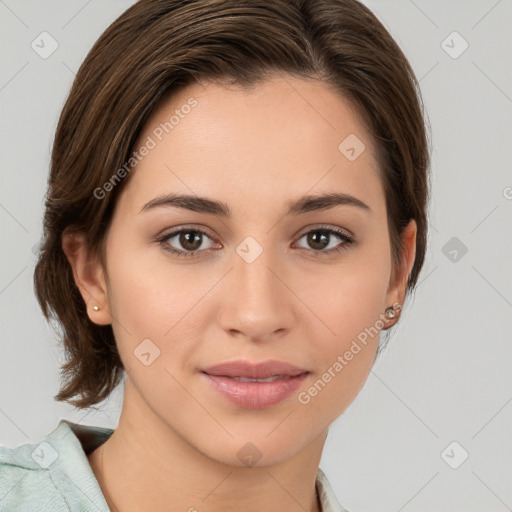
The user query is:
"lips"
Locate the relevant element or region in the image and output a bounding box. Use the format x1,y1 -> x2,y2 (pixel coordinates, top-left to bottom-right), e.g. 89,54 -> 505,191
201,360 -> 310,408
201,359 -> 309,379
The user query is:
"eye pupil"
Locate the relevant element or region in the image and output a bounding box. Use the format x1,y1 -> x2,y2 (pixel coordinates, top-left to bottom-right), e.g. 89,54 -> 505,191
307,230 -> 329,250
180,231 -> 202,250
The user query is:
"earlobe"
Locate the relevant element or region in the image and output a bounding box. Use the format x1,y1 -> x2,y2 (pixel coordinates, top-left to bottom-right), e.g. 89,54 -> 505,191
61,230 -> 112,326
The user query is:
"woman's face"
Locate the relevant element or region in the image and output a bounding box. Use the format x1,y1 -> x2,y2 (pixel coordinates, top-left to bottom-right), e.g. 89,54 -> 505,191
89,76 -> 415,466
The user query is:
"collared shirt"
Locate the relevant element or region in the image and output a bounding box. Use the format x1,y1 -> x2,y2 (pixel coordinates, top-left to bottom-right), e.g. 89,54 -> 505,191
0,420 -> 349,511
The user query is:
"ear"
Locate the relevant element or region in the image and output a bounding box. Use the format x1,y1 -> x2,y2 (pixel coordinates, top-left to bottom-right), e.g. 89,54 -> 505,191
61,229 -> 112,326
384,219 -> 417,328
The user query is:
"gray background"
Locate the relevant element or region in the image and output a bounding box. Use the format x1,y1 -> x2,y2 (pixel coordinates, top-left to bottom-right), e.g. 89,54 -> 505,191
1,1 -> 511,511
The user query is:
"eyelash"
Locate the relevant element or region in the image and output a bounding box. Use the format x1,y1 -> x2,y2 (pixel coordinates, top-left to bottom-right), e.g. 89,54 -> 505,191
155,225 -> 356,259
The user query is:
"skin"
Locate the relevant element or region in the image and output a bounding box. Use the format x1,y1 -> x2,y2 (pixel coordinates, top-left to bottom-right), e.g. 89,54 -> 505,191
62,75 -> 416,512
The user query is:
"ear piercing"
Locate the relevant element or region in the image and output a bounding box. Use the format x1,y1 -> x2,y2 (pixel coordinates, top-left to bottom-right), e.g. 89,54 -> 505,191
385,305 -> 398,319
93,305 -> 100,311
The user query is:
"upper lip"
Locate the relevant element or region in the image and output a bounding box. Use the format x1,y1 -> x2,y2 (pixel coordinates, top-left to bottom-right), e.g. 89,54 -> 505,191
202,359 -> 309,379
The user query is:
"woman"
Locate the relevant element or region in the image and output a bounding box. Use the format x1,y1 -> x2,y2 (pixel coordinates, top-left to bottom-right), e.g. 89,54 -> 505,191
0,0 -> 430,510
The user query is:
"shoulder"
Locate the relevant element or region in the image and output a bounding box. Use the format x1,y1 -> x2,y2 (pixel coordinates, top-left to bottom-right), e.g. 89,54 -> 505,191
0,420 -> 113,512
0,436 -> 68,511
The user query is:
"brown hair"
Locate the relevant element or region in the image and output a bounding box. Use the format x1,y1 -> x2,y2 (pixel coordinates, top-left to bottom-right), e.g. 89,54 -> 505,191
34,0 -> 431,409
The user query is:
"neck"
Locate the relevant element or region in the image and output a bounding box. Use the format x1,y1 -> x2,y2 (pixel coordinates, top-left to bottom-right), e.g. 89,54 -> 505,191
88,379 -> 326,512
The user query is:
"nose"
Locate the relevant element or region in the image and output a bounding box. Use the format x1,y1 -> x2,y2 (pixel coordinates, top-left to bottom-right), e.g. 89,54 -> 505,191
218,242 -> 294,342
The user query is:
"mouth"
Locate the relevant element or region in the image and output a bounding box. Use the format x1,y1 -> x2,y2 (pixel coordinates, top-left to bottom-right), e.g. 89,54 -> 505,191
200,360 -> 310,409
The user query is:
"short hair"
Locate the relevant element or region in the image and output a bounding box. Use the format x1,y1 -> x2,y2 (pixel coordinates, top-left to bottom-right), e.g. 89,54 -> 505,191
34,0 -> 431,409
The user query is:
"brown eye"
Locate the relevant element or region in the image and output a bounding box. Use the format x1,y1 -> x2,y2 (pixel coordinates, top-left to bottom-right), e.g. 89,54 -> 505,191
158,228 -> 217,258
295,227 -> 355,255
177,231 -> 203,251
306,230 -> 330,250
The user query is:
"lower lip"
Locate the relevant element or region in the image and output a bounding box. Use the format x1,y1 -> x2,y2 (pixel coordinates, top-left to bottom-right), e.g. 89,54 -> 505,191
201,372 -> 309,409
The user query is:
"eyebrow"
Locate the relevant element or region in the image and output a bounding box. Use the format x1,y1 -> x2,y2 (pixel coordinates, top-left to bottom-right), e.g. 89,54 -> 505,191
140,192 -> 370,216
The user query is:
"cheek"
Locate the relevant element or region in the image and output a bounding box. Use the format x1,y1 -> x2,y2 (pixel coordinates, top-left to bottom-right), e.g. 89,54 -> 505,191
305,235 -> 392,345
104,235 -> 209,353
296,280 -> 384,425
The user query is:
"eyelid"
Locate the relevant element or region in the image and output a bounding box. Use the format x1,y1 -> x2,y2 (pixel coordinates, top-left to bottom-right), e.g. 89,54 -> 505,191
295,223 -> 354,239
157,224 -> 217,240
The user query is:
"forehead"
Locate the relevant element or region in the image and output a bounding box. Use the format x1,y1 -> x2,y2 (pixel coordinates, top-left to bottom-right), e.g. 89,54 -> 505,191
118,76 -> 384,215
